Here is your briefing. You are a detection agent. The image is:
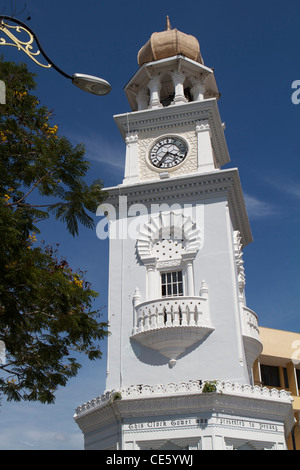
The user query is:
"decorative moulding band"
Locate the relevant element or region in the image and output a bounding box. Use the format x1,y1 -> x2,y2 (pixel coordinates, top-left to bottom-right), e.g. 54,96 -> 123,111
114,99 -> 229,168
74,380 -> 293,419
104,168 -> 253,247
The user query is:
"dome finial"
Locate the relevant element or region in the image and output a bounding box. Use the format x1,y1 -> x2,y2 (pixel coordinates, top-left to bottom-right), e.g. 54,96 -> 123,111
137,19 -> 203,66
165,15 -> 172,30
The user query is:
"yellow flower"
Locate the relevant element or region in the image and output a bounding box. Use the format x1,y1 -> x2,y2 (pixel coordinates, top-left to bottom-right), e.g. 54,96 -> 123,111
14,90 -> 27,100
73,275 -> 83,288
41,123 -> 58,138
0,130 -> 7,142
5,260 -> 17,268
28,232 -> 37,244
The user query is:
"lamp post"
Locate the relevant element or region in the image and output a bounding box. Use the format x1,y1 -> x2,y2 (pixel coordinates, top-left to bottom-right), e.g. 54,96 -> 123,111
0,15 -> 111,96
291,424 -> 300,450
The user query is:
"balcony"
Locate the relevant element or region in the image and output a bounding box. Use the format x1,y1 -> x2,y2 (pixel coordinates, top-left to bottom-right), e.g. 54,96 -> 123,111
130,294 -> 214,366
241,306 -> 263,368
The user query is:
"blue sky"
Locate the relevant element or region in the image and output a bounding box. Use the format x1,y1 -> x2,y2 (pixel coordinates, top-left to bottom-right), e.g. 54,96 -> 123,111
0,0 -> 299,450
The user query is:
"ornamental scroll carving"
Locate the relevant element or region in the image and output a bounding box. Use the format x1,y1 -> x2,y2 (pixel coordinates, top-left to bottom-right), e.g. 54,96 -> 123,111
234,230 -> 246,298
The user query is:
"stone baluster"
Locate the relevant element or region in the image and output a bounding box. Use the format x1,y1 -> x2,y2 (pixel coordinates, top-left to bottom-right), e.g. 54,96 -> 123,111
144,307 -> 150,330
150,307 -> 157,329
189,305 -> 196,326
137,308 -> 144,332
173,303 -> 180,326
165,304 -> 172,326
195,304 -> 201,326
157,305 -> 164,327
181,304 -> 188,326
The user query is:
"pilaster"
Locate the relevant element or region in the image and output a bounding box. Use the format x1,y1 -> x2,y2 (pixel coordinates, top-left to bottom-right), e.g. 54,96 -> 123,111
123,133 -> 139,184
195,120 -> 215,172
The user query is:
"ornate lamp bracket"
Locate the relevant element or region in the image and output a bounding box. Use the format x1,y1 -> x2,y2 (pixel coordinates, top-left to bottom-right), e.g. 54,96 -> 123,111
0,16 -> 111,95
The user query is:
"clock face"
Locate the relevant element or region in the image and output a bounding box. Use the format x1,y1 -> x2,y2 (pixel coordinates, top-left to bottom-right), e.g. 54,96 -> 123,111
149,137 -> 188,169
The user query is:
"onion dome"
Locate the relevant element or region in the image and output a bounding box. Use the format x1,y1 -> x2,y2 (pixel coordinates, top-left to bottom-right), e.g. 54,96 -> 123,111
137,16 -> 204,67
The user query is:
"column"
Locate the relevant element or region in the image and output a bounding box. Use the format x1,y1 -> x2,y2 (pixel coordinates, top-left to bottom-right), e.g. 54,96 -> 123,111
132,288 -> 142,334
148,76 -> 162,109
136,87 -> 149,110
172,71 -> 187,104
145,259 -> 157,300
186,261 -> 194,296
182,254 -> 195,296
252,359 -> 261,386
287,361 -> 298,396
191,82 -> 205,101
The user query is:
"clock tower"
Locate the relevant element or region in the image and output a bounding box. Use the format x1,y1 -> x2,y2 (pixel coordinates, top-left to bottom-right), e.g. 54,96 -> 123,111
74,19 -> 294,450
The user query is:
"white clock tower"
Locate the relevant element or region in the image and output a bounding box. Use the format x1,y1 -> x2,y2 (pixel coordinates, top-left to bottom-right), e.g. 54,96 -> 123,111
74,19 -> 294,451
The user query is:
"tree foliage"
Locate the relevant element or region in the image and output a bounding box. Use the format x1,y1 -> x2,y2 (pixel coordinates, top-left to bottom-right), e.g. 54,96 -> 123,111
0,59 -> 108,404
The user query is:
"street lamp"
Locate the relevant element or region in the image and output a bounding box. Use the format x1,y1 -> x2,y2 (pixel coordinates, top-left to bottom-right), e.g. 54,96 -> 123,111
0,15 -> 111,95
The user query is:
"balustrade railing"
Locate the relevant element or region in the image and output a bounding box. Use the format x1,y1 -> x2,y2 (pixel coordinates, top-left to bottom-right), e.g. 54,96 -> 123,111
242,306 -> 260,342
132,296 -> 210,335
74,379 -> 292,418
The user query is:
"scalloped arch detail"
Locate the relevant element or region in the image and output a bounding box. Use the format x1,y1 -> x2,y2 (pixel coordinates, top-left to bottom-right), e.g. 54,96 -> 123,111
136,212 -> 201,262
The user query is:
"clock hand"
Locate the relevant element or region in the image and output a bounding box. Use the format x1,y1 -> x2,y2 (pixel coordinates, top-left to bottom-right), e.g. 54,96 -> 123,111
168,149 -> 179,156
158,153 -> 169,167
158,151 -> 183,167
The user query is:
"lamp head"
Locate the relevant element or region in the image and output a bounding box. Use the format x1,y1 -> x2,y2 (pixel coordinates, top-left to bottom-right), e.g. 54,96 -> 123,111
72,73 -> 111,96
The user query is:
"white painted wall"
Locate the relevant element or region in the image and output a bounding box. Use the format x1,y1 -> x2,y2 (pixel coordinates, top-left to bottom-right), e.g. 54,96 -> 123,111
105,193 -> 249,391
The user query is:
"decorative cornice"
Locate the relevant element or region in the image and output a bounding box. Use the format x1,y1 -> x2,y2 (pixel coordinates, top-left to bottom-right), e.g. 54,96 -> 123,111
75,380 -> 292,416
104,168 -> 253,247
74,380 -> 294,435
114,99 -> 229,169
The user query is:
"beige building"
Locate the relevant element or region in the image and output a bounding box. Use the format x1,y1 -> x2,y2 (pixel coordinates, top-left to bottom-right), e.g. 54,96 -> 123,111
254,327 -> 300,450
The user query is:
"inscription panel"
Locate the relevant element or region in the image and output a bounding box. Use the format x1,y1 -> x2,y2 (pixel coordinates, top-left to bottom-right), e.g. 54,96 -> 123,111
124,417 -> 207,432
124,415 -> 284,434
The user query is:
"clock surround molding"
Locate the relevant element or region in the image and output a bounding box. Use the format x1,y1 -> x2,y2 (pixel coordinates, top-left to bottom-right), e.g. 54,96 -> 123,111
140,129 -> 197,180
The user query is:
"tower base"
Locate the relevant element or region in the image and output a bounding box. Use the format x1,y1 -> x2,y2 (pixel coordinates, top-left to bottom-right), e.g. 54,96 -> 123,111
74,380 -> 294,450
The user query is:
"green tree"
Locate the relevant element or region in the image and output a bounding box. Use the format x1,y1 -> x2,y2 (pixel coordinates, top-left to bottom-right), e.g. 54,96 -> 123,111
0,59 -> 108,404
